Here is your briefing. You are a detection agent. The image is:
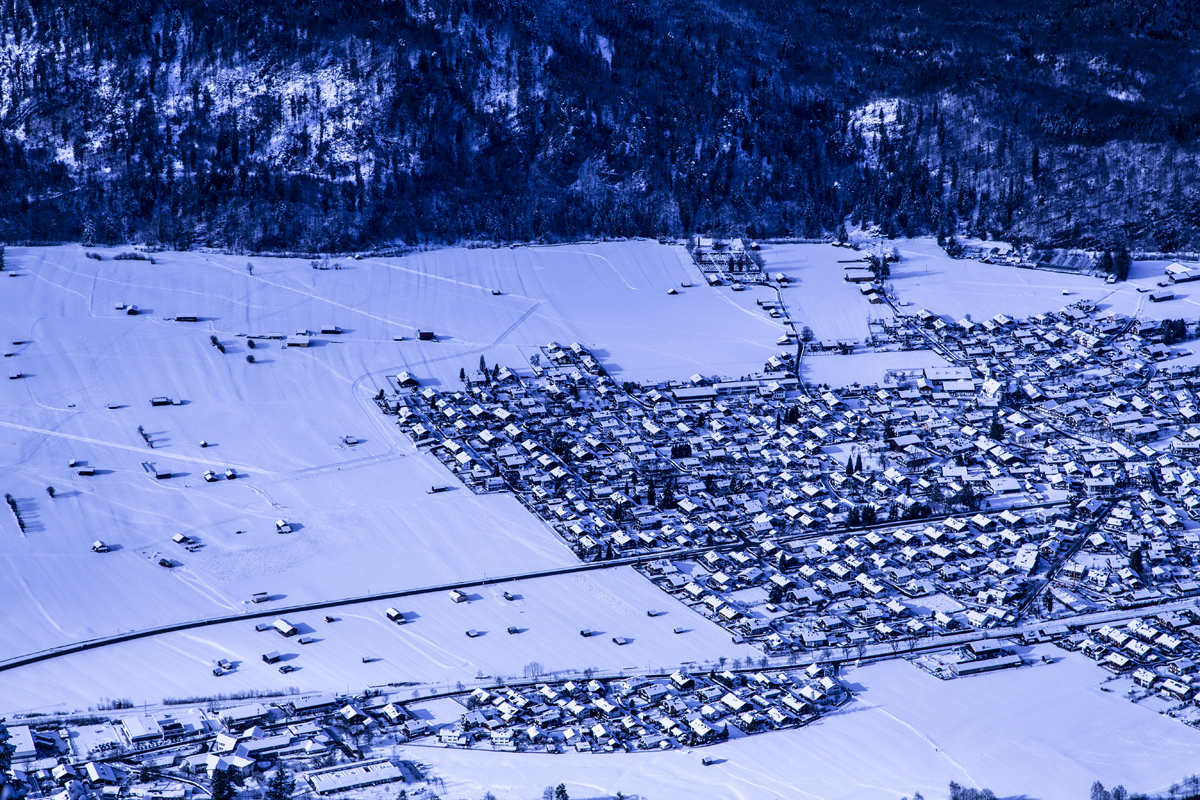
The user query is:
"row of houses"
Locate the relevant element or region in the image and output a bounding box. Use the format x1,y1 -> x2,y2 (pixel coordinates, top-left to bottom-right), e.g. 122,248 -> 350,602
410,666 -> 843,754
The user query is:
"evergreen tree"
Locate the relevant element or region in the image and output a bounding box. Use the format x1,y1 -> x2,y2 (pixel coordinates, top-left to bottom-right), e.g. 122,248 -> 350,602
460,367 -> 466,382
854,454 -> 863,474
846,457 -> 856,476
657,485 -> 676,510
989,418 -> 1004,441
555,784 -> 569,800
265,768 -> 295,800
1114,248 -> 1132,281
210,769 -> 234,800
1098,250 -> 1114,275
479,356 -> 487,376
0,718 -> 15,775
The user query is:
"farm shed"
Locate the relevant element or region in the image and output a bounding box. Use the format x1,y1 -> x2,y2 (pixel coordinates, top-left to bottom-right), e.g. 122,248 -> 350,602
273,618 -> 299,637
952,654 -> 1022,676
305,759 -> 405,795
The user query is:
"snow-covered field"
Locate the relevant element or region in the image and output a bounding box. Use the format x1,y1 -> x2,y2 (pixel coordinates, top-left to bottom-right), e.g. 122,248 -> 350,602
0,567 -> 763,713
399,648 -> 1200,800
0,242 -> 791,667
759,243 -> 892,343
890,239 -> 1194,323
800,349 -> 950,387
5,241 -> 1200,799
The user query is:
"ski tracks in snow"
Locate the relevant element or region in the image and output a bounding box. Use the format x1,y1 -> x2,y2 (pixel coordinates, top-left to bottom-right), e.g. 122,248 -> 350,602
572,573 -> 637,619
850,693 -> 982,788
553,250 -> 642,292
0,420 -> 264,472
4,557 -> 69,636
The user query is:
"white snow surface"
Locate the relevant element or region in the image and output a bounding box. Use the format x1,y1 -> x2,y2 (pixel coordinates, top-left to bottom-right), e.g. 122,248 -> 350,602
402,650 -> 1200,800
0,566 -> 762,713
759,242 -> 892,343
5,242 -> 1200,799
0,242 -> 786,665
889,239 -> 1195,323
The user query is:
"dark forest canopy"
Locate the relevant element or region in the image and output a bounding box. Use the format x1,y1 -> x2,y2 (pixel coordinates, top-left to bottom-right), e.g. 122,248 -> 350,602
1,0 -> 1199,251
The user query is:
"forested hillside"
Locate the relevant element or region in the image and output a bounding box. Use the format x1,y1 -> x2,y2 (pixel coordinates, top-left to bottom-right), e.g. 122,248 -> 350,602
1,0 -> 1198,251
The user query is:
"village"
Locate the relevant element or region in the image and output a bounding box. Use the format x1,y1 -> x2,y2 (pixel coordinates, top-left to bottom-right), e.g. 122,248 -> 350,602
378,249 -> 1200,694
9,242 -> 1200,800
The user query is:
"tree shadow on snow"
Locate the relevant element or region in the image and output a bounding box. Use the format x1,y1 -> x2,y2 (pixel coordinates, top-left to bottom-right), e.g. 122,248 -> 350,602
12,498 -> 44,532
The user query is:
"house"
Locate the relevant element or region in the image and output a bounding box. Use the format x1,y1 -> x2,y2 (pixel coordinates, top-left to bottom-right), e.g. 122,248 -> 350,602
83,763 -> 121,785
205,753 -> 256,777
290,694 -> 340,714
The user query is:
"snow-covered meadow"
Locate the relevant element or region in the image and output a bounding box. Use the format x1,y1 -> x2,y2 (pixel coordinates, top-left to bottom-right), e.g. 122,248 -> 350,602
403,649 -> 1200,800
0,566 -> 765,713
5,240 -> 1200,799
0,242 -> 783,662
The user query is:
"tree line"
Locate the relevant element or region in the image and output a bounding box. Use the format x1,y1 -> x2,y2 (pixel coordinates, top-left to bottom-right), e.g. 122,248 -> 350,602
1,0 -> 1200,250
